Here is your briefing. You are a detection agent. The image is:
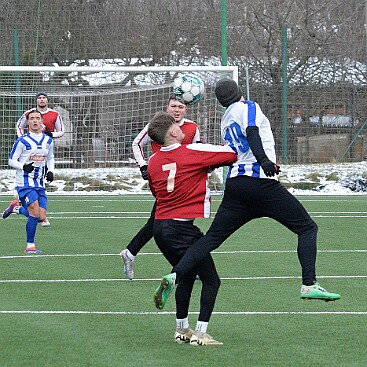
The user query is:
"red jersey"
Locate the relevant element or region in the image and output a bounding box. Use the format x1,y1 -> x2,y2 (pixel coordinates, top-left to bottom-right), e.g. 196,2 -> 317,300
148,143 -> 236,220
132,119 -> 200,168
17,108 -> 64,138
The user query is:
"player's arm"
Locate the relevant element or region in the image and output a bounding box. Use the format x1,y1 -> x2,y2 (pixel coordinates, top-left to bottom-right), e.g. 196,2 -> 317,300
192,126 -> 201,143
51,114 -> 65,138
187,144 -> 237,168
16,114 -> 27,137
45,140 -> 55,182
8,140 -> 28,170
246,126 -> 280,177
132,124 -> 153,179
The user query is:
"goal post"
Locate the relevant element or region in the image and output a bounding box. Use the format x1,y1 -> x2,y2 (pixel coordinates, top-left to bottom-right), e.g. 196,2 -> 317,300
0,65 -> 238,193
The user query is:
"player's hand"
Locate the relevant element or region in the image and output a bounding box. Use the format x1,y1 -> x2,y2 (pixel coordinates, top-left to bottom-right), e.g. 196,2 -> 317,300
44,128 -> 53,138
46,171 -> 54,183
23,162 -> 34,173
140,165 -> 148,180
260,160 -> 281,177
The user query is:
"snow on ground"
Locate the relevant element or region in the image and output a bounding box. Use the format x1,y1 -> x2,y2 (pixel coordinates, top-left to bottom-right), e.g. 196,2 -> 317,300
0,161 -> 366,196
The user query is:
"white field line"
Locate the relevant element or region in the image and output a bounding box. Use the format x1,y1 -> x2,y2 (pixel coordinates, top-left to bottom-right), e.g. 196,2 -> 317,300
26,214 -> 367,219
0,275 -> 365,284
0,310 -> 366,316
0,249 -> 366,260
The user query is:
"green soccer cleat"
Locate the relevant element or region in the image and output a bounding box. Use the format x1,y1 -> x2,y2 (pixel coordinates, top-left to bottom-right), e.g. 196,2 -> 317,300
153,273 -> 176,310
300,282 -> 340,302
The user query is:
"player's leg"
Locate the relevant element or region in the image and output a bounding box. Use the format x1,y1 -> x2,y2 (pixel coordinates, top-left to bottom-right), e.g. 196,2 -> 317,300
119,201 -> 156,279
171,180 -> 254,282
256,180 -> 340,301
190,254 -> 223,346
18,189 -> 45,254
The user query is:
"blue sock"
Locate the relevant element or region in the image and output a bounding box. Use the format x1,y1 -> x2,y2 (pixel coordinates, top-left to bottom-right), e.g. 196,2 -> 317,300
19,206 -> 29,217
26,216 -> 39,243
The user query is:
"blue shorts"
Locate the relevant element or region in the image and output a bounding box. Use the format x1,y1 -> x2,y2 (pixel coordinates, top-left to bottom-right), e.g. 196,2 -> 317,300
17,187 -> 48,210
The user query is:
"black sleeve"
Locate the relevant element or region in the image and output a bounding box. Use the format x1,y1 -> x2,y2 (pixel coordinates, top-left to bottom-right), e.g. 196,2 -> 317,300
246,126 -> 268,164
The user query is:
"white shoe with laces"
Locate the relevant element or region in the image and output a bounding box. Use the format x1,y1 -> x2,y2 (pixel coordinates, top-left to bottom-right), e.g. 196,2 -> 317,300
41,218 -> 51,227
190,331 -> 223,346
120,249 -> 134,280
174,328 -> 194,344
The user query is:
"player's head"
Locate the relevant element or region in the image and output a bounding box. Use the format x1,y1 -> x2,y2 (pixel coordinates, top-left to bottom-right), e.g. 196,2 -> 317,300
26,109 -> 43,133
148,111 -> 185,146
215,78 -> 243,108
35,92 -> 48,108
166,94 -> 188,123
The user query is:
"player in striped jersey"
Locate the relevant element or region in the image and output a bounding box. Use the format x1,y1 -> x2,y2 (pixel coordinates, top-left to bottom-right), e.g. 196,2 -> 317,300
155,78 -> 340,307
16,92 -> 64,227
119,95 -> 200,280
148,111 -> 236,345
2,109 -> 55,254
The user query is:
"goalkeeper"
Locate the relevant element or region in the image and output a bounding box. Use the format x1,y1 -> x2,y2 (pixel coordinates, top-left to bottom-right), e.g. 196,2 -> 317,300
119,95 -> 201,279
154,78 -> 341,308
147,111 -> 236,345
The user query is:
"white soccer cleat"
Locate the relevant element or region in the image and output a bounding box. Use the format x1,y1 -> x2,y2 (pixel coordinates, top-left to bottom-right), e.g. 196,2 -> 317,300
190,331 -> 223,346
41,218 -> 51,227
120,249 -> 134,280
174,328 -> 194,344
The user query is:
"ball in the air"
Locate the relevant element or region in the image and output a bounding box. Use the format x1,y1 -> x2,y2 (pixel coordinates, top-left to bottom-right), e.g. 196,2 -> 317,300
173,74 -> 205,105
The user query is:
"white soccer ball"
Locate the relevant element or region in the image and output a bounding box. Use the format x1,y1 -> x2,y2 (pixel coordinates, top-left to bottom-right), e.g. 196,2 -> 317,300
173,74 -> 205,105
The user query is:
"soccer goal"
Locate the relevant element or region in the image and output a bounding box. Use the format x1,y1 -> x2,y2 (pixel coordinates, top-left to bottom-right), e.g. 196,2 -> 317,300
0,65 -> 238,193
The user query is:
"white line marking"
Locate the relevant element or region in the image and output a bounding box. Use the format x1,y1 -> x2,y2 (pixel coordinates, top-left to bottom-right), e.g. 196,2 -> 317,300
0,249 -> 365,260
0,275 -> 365,283
0,310 -> 365,315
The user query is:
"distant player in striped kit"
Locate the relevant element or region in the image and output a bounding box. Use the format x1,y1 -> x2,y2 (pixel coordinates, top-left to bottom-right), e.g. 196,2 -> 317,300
16,92 -> 64,227
2,109 -> 55,254
119,95 -> 201,280
148,111 -> 236,346
154,78 -> 340,308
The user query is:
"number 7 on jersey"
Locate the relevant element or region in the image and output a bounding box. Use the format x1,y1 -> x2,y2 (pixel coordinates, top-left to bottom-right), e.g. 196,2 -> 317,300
162,163 -> 177,192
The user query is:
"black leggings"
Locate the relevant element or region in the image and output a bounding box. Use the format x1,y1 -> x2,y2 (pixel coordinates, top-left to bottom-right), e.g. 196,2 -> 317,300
172,176 -> 318,285
127,201 -> 156,256
154,219 -> 221,322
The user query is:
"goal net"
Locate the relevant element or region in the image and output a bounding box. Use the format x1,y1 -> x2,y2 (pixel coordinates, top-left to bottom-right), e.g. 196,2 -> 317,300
0,65 -> 238,193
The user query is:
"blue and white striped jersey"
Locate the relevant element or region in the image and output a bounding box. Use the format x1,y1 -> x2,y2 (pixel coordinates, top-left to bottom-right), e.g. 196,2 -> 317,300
221,100 -> 278,180
9,132 -> 55,188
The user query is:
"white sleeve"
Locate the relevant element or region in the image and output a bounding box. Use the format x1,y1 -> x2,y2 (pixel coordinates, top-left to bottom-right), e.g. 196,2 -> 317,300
52,114 -> 65,138
16,114 -> 28,137
192,126 -> 201,143
46,141 -> 55,171
8,141 -> 25,170
131,124 -> 152,168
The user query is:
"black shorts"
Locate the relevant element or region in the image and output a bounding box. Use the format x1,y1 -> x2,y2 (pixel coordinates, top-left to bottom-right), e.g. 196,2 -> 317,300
153,219 -> 203,267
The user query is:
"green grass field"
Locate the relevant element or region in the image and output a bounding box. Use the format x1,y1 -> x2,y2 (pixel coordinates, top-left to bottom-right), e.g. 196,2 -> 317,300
0,194 -> 366,367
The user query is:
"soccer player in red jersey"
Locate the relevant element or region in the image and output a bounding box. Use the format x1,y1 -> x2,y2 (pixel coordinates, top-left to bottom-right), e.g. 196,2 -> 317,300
119,95 -> 201,280
16,92 -> 64,139
148,111 -> 236,346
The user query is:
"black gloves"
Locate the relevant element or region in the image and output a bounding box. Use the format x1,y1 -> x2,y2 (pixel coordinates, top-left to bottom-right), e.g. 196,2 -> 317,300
260,160 -> 281,177
46,171 -> 54,183
44,128 -> 53,138
140,165 -> 148,180
23,162 -> 34,173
